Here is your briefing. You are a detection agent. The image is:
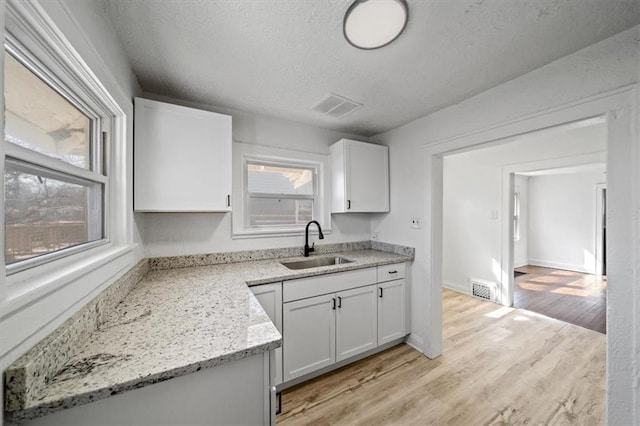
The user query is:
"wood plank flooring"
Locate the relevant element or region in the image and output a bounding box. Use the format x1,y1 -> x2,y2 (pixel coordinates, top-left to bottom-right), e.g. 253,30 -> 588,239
277,289 -> 605,425
514,265 -> 606,334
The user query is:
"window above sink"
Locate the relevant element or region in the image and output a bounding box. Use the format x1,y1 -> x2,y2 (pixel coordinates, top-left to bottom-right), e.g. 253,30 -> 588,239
232,143 -> 331,238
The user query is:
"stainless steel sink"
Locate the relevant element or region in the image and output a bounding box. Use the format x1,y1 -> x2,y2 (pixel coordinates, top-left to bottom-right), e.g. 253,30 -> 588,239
281,256 -> 354,270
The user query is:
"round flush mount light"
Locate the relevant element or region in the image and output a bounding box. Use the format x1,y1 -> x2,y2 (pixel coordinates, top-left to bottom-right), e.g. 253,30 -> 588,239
343,0 -> 409,50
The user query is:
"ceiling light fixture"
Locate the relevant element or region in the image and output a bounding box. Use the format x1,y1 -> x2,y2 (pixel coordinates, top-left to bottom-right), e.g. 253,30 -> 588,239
343,0 -> 408,50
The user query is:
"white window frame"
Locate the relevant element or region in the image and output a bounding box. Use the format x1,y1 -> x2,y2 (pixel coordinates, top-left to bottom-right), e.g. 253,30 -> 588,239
2,0 -> 132,311
4,40 -> 109,274
233,142 -> 331,238
513,192 -> 521,241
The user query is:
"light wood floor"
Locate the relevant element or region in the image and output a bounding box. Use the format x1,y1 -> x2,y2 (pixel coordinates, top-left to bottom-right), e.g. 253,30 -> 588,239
277,288 -> 605,425
514,265 -> 607,334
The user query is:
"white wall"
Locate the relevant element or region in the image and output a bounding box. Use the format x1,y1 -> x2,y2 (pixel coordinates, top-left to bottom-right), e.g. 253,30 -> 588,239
513,175 -> 529,268
0,0 -> 143,399
528,169 -> 606,273
441,122 -> 605,293
140,94 -> 373,258
371,25 -> 639,424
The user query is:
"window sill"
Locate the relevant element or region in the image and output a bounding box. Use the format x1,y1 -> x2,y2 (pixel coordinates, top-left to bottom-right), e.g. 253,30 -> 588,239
2,243 -> 138,317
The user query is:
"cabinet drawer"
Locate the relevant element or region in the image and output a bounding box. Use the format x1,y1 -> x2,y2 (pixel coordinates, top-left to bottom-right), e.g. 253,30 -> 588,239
377,263 -> 405,282
283,267 -> 377,302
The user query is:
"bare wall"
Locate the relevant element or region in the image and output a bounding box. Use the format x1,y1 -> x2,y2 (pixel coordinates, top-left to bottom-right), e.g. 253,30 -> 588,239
528,169 -> 607,273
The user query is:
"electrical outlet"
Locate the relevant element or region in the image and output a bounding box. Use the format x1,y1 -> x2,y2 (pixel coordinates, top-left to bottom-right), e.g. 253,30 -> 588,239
410,217 -> 421,229
371,231 -> 378,240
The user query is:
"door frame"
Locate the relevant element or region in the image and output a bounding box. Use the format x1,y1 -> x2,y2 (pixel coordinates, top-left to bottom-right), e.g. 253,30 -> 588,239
419,85 -> 637,423
500,151 -> 606,306
595,183 -> 607,276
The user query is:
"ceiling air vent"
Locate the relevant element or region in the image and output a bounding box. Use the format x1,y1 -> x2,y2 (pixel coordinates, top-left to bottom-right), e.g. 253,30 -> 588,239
312,93 -> 362,119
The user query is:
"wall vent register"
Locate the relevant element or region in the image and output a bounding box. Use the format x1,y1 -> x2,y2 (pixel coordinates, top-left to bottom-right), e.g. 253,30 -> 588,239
470,278 -> 497,302
312,93 -> 362,119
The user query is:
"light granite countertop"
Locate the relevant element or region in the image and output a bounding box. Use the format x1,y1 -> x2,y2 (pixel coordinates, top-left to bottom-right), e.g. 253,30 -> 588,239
7,248 -> 411,423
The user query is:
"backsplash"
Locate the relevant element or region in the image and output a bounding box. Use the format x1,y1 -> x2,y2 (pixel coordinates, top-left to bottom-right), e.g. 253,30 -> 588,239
149,240 -> 375,270
4,260 -> 150,412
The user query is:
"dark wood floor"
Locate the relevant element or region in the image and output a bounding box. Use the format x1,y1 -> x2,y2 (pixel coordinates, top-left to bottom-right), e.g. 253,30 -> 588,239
514,265 -> 606,334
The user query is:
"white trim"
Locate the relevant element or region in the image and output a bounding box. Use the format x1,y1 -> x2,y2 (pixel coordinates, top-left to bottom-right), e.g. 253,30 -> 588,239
232,143 -> 332,238
5,143 -> 108,184
421,85 -> 637,423
442,280 -> 468,294
1,243 -> 135,317
594,183 -> 607,276
2,0 -> 131,322
527,259 -> 591,274
404,333 -> 424,354
500,151 -> 606,306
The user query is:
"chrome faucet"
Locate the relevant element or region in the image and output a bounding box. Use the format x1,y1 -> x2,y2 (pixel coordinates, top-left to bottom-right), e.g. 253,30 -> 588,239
304,220 -> 324,257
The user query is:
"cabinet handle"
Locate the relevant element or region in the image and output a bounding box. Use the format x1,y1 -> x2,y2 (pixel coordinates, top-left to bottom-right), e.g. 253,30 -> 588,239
388,270 -> 398,275
379,287 -> 383,298
332,298 -> 336,310
347,200 -> 351,210
227,194 -> 231,207
337,296 -> 342,308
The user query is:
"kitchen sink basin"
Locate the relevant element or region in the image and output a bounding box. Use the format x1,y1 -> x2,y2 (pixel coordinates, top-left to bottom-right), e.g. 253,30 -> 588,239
281,256 -> 354,270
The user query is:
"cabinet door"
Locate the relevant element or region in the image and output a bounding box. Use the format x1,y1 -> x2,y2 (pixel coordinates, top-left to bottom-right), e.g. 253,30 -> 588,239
134,98 -> 232,212
251,283 -> 283,386
283,294 -> 336,382
336,285 -> 377,362
377,279 -> 406,345
345,141 -> 389,212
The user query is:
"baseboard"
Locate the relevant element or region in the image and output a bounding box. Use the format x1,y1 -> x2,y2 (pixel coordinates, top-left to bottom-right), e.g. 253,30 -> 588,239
528,259 -> 593,274
443,281 -> 469,294
514,260 -> 528,268
404,333 -> 424,353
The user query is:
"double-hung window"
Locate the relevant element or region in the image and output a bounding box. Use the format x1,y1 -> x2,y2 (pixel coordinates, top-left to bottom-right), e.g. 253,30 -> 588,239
513,192 -> 521,242
4,44 -> 107,272
232,143 -> 330,237
246,160 -> 316,228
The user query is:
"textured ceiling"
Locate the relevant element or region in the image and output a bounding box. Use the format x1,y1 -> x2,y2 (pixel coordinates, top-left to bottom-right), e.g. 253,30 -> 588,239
102,0 -> 640,137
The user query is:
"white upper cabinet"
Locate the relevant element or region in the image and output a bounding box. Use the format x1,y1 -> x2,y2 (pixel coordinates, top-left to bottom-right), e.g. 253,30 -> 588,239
330,139 -> 389,213
134,98 -> 232,212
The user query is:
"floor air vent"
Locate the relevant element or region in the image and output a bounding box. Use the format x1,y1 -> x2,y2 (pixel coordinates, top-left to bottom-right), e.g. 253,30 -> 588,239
470,278 -> 497,302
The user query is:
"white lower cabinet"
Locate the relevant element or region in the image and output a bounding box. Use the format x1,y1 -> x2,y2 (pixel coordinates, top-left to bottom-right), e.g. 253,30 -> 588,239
251,283 -> 283,386
336,285 -> 378,362
261,262 -> 408,387
377,279 -> 406,345
283,294 -> 336,382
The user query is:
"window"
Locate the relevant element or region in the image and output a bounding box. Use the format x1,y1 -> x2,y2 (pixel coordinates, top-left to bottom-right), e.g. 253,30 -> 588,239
246,161 -> 316,228
232,143 -> 330,237
513,192 -> 521,241
4,46 -> 107,271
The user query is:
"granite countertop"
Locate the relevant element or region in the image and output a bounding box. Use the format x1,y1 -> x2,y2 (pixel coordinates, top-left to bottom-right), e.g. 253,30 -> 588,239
7,248 -> 411,422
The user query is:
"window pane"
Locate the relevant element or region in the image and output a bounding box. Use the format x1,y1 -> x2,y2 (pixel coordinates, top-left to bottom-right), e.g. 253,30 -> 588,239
4,163 -> 103,265
247,163 -> 314,195
4,52 -> 91,169
249,198 -> 313,227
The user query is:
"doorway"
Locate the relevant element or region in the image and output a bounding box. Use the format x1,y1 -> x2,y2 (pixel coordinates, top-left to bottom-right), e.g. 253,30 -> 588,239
509,164 -> 607,333
422,88 -> 636,424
